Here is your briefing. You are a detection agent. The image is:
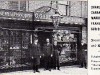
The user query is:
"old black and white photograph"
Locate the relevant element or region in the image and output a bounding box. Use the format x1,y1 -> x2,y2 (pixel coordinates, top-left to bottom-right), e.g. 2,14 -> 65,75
0,0 -> 87,75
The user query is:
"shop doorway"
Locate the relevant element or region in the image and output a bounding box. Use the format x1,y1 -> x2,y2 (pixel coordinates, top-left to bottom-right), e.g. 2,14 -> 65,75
36,28 -> 82,64
37,31 -> 53,52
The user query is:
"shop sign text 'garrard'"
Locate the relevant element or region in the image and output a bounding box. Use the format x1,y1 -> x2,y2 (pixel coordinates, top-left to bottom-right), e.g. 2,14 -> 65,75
0,9 -> 33,21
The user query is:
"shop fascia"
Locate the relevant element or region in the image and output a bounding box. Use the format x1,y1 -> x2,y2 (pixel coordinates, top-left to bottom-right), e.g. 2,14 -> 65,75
34,12 -> 85,25
0,9 -> 33,21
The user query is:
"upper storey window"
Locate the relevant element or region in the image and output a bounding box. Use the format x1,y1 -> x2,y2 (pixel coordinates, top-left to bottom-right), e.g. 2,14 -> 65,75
8,1 -> 26,11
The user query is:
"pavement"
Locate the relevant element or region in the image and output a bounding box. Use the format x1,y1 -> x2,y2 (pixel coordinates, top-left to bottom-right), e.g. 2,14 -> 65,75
0,65 -> 87,75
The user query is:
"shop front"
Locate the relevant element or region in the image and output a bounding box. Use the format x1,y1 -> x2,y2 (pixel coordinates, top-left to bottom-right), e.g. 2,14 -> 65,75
33,6 -> 86,65
0,7 -> 87,72
0,9 -> 34,72
34,22 -> 82,66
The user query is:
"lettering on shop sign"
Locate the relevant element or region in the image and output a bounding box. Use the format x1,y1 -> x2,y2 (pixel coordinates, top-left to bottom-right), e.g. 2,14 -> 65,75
0,9 -> 33,21
34,12 -> 51,21
34,12 -> 85,25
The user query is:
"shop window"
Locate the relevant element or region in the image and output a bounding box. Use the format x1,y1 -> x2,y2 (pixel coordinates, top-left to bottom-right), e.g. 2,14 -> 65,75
10,31 -> 21,49
53,30 -> 77,63
9,31 -> 22,67
22,32 -> 30,50
9,31 -> 31,67
0,30 -> 31,69
0,30 -> 9,69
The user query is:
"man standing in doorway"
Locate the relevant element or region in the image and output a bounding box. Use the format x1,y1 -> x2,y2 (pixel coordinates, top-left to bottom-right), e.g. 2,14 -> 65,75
53,40 -> 61,70
43,38 -> 53,71
31,39 -> 41,73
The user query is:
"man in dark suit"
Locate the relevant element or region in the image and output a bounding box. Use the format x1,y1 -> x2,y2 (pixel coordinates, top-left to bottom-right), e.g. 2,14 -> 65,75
53,41 -> 61,70
80,42 -> 87,68
43,38 -> 53,71
31,39 -> 41,73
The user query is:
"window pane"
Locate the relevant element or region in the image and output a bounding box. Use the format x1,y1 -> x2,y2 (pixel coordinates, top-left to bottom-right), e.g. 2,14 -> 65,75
20,1 -> 26,11
8,1 -> 18,10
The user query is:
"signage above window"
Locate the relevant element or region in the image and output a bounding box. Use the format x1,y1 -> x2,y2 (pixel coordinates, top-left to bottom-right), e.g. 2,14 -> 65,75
0,9 -> 33,21
34,12 -> 85,25
34,6 -> 85,25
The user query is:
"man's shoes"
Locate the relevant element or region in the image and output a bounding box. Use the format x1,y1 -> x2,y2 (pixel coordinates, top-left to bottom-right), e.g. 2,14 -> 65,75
36,70 -> 40,73
85,66 -> 87,69
34,70 -> 36,73
57,68 -> 60,70
53,68 -> 56,70
49,69 -> 51,71
44,68 -> 48,71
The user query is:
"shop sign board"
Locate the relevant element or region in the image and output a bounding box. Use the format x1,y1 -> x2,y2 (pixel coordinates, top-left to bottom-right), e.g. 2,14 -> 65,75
0,9 -> 33,21
34,12 -> 85,25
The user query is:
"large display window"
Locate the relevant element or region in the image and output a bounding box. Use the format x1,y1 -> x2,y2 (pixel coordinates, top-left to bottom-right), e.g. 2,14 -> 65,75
53,30 -> 78,63
0,30 -> 32,69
